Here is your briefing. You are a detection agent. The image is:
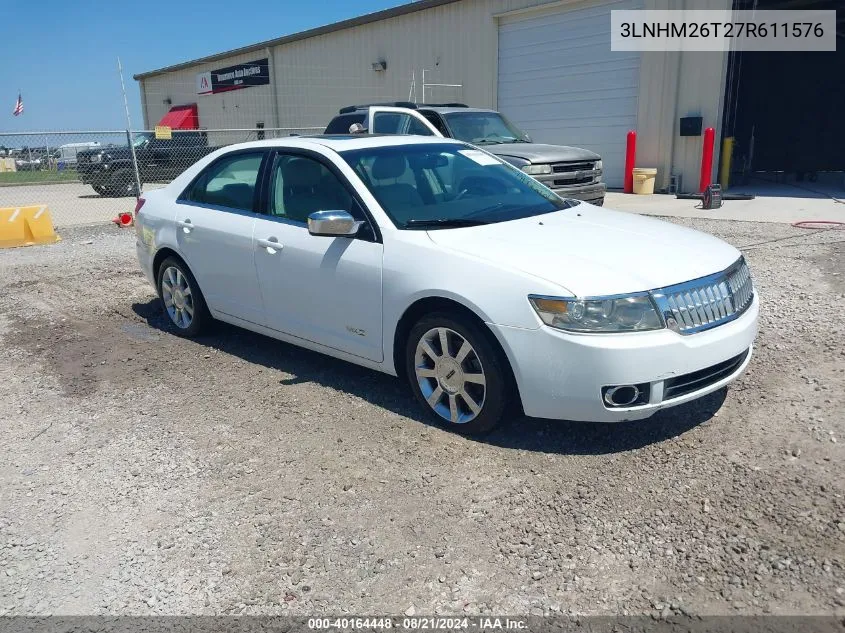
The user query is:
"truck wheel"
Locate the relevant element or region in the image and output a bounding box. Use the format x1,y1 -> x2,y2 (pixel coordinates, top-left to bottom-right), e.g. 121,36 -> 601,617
92,185 -> 108,196
109,169 -> 140,197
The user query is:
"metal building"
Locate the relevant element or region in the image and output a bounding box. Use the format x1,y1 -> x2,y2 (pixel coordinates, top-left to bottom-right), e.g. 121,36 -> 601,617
133,0 -> 756,191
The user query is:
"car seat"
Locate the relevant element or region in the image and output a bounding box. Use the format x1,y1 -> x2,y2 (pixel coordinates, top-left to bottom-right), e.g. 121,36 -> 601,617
369,155 -> 424,212
281,158 -> 338,223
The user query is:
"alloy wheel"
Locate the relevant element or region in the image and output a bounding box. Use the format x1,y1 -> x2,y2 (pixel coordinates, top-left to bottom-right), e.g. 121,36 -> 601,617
414,327 -> 486,424
161,266 -> 195,329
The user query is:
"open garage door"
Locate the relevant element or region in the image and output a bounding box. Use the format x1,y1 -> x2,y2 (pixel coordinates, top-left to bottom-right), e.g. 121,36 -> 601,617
722,0 -> 844,182
497,0 -> 641,188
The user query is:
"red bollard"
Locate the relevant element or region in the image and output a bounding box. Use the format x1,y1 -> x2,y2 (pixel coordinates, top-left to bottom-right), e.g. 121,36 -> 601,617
699,127 -> 715,192
623,130 -> 637,193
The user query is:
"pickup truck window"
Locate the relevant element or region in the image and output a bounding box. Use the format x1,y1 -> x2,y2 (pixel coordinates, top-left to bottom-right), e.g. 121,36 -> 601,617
325,113 -> 365,134
443,112 -> 530,146
371,112 -> 436,136
132,133 -> 152,148
419,111 -> 450,136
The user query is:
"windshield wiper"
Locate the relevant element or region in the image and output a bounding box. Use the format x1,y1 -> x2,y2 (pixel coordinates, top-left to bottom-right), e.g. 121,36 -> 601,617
404,218 -> 489,229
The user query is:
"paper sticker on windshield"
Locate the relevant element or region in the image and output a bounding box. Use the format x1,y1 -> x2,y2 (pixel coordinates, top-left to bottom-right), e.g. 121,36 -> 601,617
459,149 -> 500,166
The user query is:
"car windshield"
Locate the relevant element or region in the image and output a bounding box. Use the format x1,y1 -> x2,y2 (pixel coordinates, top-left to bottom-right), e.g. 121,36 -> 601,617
443,112 -> 530,145
340,142 -> 574,229
132,133 -> 152,148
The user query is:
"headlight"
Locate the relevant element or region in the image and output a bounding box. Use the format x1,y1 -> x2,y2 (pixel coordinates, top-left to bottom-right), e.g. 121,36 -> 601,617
528,294 -> 664,333
90,154 -> 102,163
594,160 -> 602,172
521,164 -> 551,175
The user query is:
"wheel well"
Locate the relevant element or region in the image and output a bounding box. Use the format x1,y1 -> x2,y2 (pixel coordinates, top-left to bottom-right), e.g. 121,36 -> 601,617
152,248 -> 187,284
393,297 -> 519,405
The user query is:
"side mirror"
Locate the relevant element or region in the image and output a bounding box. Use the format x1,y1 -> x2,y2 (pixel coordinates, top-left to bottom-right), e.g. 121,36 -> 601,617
307,210 -> 363,237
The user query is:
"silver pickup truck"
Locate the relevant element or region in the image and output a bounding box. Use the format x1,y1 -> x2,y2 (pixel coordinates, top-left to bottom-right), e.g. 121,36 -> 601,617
325,103 -> 606,206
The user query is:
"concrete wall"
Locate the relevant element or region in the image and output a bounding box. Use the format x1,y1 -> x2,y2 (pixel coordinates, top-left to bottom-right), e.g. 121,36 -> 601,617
139,0 -> 730,191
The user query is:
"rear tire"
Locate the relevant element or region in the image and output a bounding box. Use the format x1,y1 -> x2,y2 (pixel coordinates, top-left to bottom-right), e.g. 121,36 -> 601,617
156,257 -> 210,338
405,312 -> 512,435
92,185 -> 108,196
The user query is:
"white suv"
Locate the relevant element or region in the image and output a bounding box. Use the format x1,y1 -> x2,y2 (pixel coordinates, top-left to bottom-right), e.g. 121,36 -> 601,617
135,134 -> 758,434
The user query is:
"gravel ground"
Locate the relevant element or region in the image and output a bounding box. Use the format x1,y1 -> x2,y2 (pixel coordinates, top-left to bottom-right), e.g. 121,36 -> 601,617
0,218 -> 843,617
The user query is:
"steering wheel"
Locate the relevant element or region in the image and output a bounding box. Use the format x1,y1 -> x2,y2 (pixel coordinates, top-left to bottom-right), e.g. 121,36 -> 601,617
455,176 -> 508,201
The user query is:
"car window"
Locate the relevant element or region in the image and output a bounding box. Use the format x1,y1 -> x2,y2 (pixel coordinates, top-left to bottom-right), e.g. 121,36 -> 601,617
269,154 -> 358,224
443,112 -> 530,145
371,112 -> 436,136
420,111 -> 449,136
325,113 -> 366,134
184,152 -> 264,211
341,142 -> 571,229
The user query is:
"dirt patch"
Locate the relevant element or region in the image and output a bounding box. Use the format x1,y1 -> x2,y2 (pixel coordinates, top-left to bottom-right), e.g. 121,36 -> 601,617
0,221 -> 843,617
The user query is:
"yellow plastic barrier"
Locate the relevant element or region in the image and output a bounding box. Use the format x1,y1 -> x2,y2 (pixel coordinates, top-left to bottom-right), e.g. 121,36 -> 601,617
0,205 -> 61,249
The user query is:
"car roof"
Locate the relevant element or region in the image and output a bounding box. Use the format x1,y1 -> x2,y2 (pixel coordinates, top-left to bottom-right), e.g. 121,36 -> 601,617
422,107 -> 496,115
214,134 -> 466,153
337,106 -> 496,116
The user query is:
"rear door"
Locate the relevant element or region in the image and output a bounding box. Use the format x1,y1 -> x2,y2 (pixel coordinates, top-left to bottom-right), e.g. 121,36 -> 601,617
365,107 -> 443,137
174,150 -> 268,324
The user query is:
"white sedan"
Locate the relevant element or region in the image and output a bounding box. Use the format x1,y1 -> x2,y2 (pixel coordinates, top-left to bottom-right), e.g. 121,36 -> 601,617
135,134 -> 758,434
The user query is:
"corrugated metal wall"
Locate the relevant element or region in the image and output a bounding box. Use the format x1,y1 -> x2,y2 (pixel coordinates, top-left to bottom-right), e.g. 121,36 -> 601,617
139,0 -> 730,191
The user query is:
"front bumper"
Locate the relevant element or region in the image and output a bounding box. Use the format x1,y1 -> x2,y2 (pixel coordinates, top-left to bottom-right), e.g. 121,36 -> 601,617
551,182 -> 606,205
489,294 -> 758,422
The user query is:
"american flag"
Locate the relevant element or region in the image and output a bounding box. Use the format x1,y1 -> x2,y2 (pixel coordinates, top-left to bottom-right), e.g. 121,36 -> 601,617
13,93 -> 23,116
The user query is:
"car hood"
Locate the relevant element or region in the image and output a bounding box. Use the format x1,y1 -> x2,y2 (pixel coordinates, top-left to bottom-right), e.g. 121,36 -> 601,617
426,204 -> 741,297
485,143 -> 601,164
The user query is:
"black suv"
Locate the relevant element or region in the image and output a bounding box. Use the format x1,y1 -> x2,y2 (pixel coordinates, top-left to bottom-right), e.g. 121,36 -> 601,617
325,102 -> 605,205
76,131 -> 217,197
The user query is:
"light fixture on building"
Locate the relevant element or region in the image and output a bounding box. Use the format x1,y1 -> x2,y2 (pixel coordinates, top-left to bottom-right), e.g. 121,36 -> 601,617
371,60 -> 387,72
163,97 -> 172,105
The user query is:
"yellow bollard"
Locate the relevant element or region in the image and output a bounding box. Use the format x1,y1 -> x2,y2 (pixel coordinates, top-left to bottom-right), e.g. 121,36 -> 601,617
720,137 -> 734,189
0,205 -> 62,249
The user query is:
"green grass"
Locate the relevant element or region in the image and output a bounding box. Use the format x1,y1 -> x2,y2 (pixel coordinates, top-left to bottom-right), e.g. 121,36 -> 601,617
0,170 -> 80,186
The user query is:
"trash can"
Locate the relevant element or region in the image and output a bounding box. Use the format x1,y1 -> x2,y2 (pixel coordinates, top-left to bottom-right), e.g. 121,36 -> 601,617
632,167 -> 657,195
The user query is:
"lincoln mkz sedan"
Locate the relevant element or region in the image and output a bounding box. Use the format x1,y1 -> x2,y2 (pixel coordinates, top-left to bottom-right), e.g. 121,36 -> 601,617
135,134 -> 758,434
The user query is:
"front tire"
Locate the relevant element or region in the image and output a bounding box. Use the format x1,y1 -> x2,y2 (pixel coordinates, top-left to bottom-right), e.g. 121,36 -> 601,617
156,257 -> 210,337
109,168 -> 139,197
405,312 -> 511,435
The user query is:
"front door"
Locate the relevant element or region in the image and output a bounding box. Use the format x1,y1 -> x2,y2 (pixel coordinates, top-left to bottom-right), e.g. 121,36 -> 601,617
253,151 -> 383,362
175,150 -> 267,324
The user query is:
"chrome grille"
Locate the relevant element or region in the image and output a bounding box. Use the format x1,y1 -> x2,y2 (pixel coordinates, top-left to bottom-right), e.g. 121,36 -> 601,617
651,258 -> 754,334
552,161 -> 596,174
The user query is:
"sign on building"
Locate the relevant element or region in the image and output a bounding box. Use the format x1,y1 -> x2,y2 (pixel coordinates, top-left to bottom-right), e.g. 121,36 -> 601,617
196,58 -> 270,95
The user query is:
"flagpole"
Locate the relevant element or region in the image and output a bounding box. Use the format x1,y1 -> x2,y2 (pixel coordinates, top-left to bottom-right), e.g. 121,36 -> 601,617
117,57 -> 142,198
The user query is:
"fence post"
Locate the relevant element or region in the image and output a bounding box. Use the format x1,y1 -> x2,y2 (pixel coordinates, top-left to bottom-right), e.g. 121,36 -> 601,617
126,130 -> 143,198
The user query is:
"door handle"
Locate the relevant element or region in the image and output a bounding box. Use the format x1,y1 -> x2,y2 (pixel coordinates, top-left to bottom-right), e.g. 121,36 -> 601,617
176,219 -> 193,232
257,237 -> 282,252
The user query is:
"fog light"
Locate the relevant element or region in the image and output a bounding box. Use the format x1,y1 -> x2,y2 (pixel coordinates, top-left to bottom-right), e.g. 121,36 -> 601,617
601,383 -> 650,408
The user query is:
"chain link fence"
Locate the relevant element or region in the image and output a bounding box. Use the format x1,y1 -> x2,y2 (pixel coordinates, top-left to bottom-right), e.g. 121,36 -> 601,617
0,127 -> 322,227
